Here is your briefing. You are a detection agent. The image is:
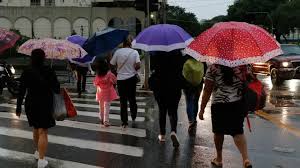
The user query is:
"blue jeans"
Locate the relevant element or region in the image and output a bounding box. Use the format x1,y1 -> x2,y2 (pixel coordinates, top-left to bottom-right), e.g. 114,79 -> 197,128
184,83 -> 203,123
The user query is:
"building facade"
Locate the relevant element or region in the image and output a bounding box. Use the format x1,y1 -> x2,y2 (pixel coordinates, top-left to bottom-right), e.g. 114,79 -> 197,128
0,0 -> 146,38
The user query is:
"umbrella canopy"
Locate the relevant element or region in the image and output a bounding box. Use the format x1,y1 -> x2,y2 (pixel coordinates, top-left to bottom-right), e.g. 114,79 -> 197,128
83,27 -> 129,56
0,28 -> 20,54
132,24 -> 193,52
66,35 -> 87,46
66,35 -> 95,65
184,22 -> 283,67
18,38 -> 87,60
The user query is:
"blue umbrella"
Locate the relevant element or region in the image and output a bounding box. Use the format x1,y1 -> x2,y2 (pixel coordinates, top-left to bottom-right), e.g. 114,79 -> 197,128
132,24 -> 193,52
66,35 -> 95,65
83,27 -> 129,56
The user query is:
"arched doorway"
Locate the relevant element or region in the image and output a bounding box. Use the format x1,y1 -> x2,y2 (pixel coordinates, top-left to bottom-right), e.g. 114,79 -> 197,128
0,17 -> 12,30
73,18 -> 89,37
92,18 -> 106,33
14,17 -> 32,37
33,17 -> 51,38
54,18 -> 71,39
108,17 -> 123,29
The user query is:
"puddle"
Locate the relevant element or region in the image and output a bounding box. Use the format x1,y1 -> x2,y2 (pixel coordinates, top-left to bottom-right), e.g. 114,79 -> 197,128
273,146 -> 296,153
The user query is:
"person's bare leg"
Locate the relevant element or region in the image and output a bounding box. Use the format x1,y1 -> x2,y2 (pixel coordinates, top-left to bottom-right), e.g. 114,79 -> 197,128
233,134 -> 251,164
38,128 -> 48,159
214,133 -> 224,163
33,129 -> 39,151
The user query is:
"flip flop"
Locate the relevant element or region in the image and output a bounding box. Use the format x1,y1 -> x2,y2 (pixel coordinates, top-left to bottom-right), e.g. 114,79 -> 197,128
211,158 -> 223,167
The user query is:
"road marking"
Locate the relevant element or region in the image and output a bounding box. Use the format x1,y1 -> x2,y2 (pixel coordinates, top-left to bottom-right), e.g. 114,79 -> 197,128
74,103 -> 145,113
1,102 -> 146,122
68,92 -> 147,100
0,112 -> 146,138
70,98 -> 147,106
0,126 -> 144,157
256,110 -> 300,137
0,147 -> 102,168
77,110 -> 145,122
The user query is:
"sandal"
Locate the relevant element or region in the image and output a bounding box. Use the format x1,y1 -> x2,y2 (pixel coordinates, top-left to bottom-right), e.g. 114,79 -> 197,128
244,160 -> 252,168
211,158 -> 223,167
104,121 -> 111,127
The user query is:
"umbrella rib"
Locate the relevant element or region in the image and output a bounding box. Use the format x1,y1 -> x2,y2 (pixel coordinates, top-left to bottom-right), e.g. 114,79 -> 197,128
202,28 -> 224,55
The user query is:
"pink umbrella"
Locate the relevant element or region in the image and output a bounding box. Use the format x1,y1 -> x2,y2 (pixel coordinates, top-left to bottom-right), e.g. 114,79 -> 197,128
0,28 -> 20,54
185,22 -> 283,67
18,38 -> 87,60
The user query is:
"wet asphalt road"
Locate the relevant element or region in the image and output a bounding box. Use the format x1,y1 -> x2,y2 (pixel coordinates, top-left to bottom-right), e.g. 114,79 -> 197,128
0,74 -> 300,168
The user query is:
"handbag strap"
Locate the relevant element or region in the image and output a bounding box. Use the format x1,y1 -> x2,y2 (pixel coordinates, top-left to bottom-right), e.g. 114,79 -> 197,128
117,49 -> 135,73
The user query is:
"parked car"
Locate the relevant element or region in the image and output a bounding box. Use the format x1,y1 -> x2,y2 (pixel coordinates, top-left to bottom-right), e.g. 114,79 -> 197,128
252,44 -> 300,85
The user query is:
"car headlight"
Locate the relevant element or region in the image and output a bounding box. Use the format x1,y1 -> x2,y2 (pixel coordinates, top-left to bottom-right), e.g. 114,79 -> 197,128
10,66 -> 15,74
282,62 -> 291,67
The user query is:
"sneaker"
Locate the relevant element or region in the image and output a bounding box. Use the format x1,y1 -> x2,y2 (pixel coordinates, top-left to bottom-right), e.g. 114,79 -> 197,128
34,150 -> 39,160
37,159 -> 48,168
158,134 -> 166,142
188,122 -> 197,135
170,132 -> 180,148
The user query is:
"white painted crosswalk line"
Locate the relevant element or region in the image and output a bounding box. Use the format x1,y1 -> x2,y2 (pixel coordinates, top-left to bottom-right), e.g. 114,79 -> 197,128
71,98 -> 147,106
77,111 -> 145,122
0,126 -> 144,157
74,103 -> 145,113
1,102 -> 145,122
0,147 -> 102,168
68,92 -> 147,100
0,111 -> 146,138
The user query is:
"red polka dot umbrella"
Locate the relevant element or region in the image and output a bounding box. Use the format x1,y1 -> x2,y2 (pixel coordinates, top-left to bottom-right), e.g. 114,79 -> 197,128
184,22 -> 283,67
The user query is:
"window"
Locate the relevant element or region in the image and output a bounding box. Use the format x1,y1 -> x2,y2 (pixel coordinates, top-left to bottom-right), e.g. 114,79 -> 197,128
45,0 -> 54,6
31,0 -> 41,6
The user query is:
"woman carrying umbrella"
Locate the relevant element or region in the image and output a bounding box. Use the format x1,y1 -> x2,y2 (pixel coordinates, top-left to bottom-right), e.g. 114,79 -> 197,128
186,22 -> 283,168
16,49 -> 60,168
133,24 -> 193,148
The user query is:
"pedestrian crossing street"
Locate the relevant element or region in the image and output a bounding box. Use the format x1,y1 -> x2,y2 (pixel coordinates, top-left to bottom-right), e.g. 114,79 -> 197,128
0,87 -> 151,168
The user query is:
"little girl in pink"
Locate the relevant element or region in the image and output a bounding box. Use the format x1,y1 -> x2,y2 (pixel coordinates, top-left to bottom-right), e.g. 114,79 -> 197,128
93,60 -> 118,127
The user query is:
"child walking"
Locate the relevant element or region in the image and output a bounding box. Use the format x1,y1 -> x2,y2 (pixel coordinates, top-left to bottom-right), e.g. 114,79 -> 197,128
93,60 -> 118,127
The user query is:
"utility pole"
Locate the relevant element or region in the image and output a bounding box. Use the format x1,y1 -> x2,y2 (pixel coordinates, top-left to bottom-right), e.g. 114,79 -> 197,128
80,25 -> 84,36
144,0 -> 151,89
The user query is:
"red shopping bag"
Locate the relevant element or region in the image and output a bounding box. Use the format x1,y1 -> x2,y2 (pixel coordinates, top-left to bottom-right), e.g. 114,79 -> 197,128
62,88 -> 77,118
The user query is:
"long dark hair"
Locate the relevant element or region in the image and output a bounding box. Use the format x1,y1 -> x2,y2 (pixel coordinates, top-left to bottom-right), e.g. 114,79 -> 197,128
220,65 -> 234,85
95,59 -> 109,76
31,49 -> 45,68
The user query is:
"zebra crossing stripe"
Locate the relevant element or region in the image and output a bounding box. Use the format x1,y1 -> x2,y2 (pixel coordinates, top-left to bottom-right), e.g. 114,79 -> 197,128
77,111 -> 145,122
74,103 -> 145,113
0,112 -> 146,138
0,147 -> 102,168
0,126 -> 144,157
1,102 -> 145,122
71,98 -> 147,106
68,92 -> 147,100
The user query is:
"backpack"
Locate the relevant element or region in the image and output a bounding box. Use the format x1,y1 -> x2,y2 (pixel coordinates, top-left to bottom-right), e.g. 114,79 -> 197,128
182,58 -> 204,86
243,78 -> 266,113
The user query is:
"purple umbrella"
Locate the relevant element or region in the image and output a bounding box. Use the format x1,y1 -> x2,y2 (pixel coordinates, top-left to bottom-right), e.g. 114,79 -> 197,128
66,35 -> 87,46
66,35 -> 95,65
132,24 -> 193,52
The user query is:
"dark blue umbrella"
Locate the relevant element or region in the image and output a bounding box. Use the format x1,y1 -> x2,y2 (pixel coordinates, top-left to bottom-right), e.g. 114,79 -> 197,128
66,35 -> 95,65
83,27 -> 129,56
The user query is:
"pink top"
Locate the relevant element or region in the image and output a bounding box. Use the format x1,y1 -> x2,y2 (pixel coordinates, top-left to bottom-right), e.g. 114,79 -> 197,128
93,71 -> 119,102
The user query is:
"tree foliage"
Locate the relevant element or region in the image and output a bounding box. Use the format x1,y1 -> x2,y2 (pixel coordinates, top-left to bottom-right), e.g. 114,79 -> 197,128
166,5 -> 202,37
226,0 -> 300,43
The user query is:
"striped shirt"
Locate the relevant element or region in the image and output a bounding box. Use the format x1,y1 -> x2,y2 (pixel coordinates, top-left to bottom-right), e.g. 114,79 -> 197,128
206,65 -> 250,104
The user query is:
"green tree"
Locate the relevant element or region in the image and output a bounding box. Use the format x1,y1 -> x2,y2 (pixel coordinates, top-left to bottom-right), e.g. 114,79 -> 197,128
227,0 -> 290,42
166,5 -> 202,37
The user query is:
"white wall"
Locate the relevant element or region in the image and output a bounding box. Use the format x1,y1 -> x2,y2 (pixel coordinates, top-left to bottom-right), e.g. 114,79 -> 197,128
53,18 -> 71,39
92,18 -> 106,33
73,18 -> 89,37
0,17 -> 12,29
34,17 -> 52,38
0,0 -> 30,6
14,17 -> 32,37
